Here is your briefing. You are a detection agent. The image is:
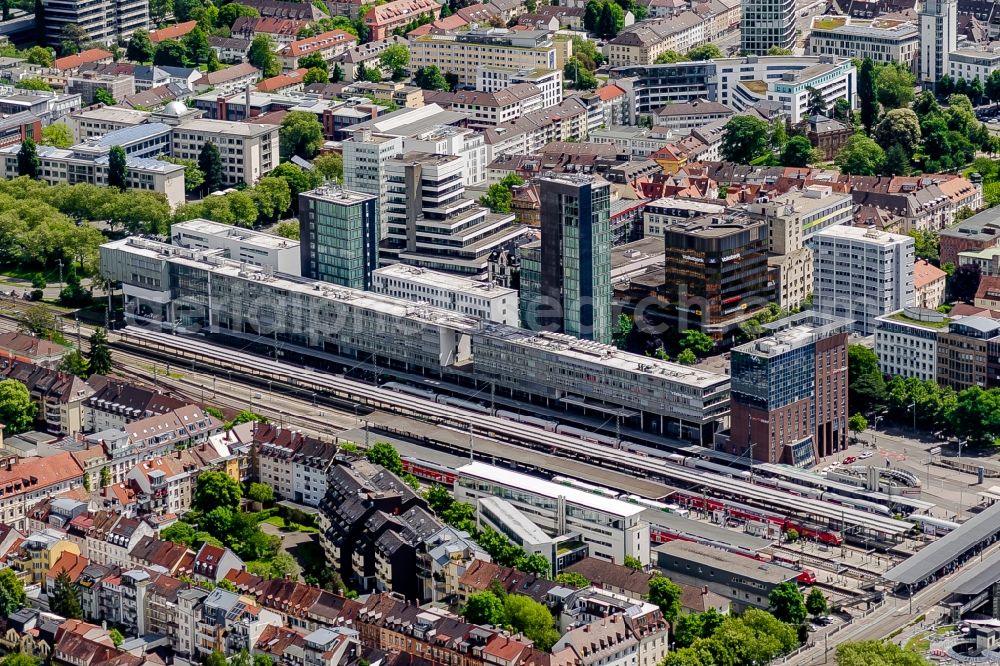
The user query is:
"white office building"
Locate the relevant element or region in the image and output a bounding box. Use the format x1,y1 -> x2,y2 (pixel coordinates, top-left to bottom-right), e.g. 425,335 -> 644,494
343,128 -> 404,240
920,0 -> 957,86
948,47 -> 1000,83
477,496 -> 556,567
477,67 -> 564,110
643,198 -> 725,237
372,264 -> 519,325
808,17 -> 919,68
455,461 -> 650,566
171,219 -> 301,275
42,0 -> 148,47
874,308 -> 947,382
813,225 -> 915,335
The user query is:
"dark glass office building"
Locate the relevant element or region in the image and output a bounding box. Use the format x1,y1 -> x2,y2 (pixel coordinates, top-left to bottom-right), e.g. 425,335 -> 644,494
299,186 -> 379,290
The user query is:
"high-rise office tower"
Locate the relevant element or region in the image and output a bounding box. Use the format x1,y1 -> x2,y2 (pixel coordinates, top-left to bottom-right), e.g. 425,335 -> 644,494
299,185 -> 379,290
531,174 -> 612,343
380,152 -> 524,275
919,0 -> 957,86
727,312 -> 851,466
741,0 -> 796,55
342,128 -> 404,241
42,0 -> 149,47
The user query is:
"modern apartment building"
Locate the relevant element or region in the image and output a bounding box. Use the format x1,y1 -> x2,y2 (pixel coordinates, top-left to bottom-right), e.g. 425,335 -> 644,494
171,219 -> 301,275
741,0 -> 796,54
67,73 -> 136,105
523,174 -> 612,343
660,214 -> 769,344
605,13 -> 706,66
813,225 -> 915,335
101,237 -> 731,441
937,317 -> 1000,390
278,30 -> 358,70
298,185 -> 379,290
456,462 -> 650,566
643,198 -> 725,238
380,152 -> 525,276
373,264 -> 519,325
41,0 -> 149,47
477,67 -> 563,110
726,312 -> 851,466
409,28 -> 563,87
920,0 -> 957,85
874,308 -> 947,382
808,17 -> 919,69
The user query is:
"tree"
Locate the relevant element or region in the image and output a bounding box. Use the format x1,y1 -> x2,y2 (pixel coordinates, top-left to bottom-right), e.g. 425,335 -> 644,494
41,123 -> 74,149
162,521 -> 196,546
951,263 -> 982,302
0,379 -> 36,434
806,86 -> 826,117
60,24 -> 88,54
832,97 -> 851,123
303,67 -> 328,85
517,553 -> 550,577
198,142 -> 224,194
59,350 -> 90,378
23,46 -> 53,68
247,482 -> 274,504
679,329 -> 713,355
464,590 -> 506,625
503,594 -> 560,651
835,135 -> 885,175
584,0 -> 601,31
780,135 -> 816,167
217,2 -> 259,28
836,640 -> 932,666
848,344 -> 885,408
2,654 -> 37,666
17,137 -> 39,178
564,58 -> 598,90
848,413 -> 868,438
806,588 -> 828,618
184,26 -> 213,66
654,50 -> 685,64
88,327 -> 112,376
194,470 -> 242,513
108,145 -> 128,191
248,35 -> 280,77
162,156 -> 205,192
413,65 -> 450,91
555,572 -> 589,588
100,466 -> 111,487
314,153 -> 344,182
14,77 -> 52,92
767,46 -> 794,55
379,42 -> 410,79
274,221 -> 300,239
686,44 -> 722,61
768,581 -> 806,624
153,39 -> 187,67
647,575 -> 682,623
269,163 -> 320,205
109,628 -> 124,647
858,58 -> 878,132
623,555 -> 643,570
331,63 -> 344,82
280,111 -> 325,160
0,567 -> 26,615
883,142 -> 911,176
480,174 -> 524,213
874,108 -> 921,156
50,569 -> 83,619
987,70 -> 1000,106
676,348 -> 697,365
203,651 -> 228,666
299,53 -> 328,72
150,0 -> 173,23
875,63 -> 916,109
127,29 -> 154,62
720,116 -> 770,165
252,176 -> 292,222
366,441 -> 404,475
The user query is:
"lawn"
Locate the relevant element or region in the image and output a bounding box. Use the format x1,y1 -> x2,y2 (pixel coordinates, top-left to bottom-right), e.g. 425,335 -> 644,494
263,515 -> 319,533
905,636 -> 930,653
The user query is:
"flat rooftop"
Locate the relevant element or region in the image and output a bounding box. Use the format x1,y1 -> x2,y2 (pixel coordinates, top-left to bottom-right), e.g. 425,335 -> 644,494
179,117 -> 279,136
646,197 -> 725,213
478,496 -> 552,543
815,224 -> 911,245
374,264 -> 517,298
655,541 -> 797,583
458,461 -> 645,518
301,185 -> 377,207
734,312 -> 853,358
940,207 -> 1000,238
71,107 -> 151,124
172,219 -> 299,250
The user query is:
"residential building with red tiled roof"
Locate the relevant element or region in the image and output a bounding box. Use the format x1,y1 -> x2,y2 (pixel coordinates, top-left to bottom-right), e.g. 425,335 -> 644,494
129,536 -> 194,575
232,16 -> 310,47
193,542 -> 244,583
279,30 -> 358,69
0,332 -> 66,368
257,68 -> 309,93
45,552 -> 90,594
365,0 -> 440,40
150,20 -> 199,43
914,258 -> 947,309
194,62 -> 262,95
54,49 -> 114,72
0,453 -> 84,532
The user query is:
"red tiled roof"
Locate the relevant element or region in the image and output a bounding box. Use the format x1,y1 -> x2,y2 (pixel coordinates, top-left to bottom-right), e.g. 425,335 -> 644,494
914,259 -> 946,289
282,29 -> 356,57
150,20 -> 198,43
54,49 -> 113,71
256,68 -> 308,92
594,84 -> 625,101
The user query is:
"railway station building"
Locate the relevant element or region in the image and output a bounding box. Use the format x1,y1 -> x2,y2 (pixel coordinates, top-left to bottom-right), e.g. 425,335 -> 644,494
100,237 -> 731,442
